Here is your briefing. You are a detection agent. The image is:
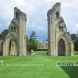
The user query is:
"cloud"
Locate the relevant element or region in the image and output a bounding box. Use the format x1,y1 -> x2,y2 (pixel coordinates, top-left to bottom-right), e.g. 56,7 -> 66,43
0,0 -> 78,40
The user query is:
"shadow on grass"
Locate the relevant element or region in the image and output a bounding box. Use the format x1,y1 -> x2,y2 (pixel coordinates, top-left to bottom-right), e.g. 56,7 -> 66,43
61,66 -> 78,78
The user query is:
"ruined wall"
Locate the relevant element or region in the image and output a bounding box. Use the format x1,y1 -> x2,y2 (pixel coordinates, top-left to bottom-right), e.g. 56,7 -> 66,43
47,3 -> 74,56
3,7 -> 27,56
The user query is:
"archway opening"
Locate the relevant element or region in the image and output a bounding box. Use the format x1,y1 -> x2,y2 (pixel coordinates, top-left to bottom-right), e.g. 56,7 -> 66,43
0,42 -> 3,56
9,39 -> 17,56
58,39 -> 66,56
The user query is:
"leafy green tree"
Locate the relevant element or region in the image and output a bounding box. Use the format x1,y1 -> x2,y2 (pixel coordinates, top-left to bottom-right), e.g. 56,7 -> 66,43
71,34 -> 78,51
29,31 -> 38,51
1,29 -> 8,39
27,31 -> 38,55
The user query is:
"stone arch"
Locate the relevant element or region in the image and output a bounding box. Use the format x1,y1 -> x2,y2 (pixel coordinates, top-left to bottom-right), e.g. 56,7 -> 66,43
3,32 -> 19,56
8,39 -> 17,56
58,39 -> 65,56
57,35 -> 69,56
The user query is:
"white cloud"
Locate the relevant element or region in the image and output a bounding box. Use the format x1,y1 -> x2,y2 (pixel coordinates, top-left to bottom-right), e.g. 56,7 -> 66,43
0,0 -> 78,37
76,24 -> 78,28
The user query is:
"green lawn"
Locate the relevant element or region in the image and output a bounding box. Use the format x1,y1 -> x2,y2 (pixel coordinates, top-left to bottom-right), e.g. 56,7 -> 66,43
0,56 -> 78,78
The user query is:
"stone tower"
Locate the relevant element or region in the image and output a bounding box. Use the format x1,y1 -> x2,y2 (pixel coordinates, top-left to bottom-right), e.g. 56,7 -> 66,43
3,7 -> 27,56
47,3 -> 74,56
14,7 -> 27,56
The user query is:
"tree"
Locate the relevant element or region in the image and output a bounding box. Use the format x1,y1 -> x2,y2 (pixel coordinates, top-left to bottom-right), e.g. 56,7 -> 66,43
29,31 -> 38,51
71,34 -> 78,51
27,31 -> 38,55
71,34 -> 77,41
1,29 -> 8,39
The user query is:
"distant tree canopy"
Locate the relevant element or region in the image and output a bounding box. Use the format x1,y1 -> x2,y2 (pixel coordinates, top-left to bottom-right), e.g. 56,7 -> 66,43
0,29 -> 9,40
71,34 -> 78,51
27,31 -> 38,52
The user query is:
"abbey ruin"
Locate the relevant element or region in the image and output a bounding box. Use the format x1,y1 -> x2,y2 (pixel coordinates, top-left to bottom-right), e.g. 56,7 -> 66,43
0,7 -> 27,56
0,3 -> 74,56
47,3 -> 74,56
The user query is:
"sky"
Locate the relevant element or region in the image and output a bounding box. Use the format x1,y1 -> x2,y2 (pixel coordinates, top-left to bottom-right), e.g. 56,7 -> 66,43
0,0 -> 78,40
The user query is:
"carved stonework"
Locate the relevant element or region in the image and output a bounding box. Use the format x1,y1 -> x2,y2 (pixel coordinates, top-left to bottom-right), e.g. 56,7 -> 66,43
47,3 -> 74,56
2,7 -> 27,56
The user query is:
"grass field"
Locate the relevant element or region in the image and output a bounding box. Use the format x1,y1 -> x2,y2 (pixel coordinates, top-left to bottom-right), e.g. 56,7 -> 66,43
0,56 -> 78,78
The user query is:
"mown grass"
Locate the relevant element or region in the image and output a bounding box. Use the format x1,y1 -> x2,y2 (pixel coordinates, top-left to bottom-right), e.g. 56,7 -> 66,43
0,56 -> 78,78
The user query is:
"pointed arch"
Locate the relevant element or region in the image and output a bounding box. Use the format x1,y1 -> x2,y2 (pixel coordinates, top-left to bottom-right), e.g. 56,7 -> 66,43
58,39 -> 65,56
3,32 -> 19,56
